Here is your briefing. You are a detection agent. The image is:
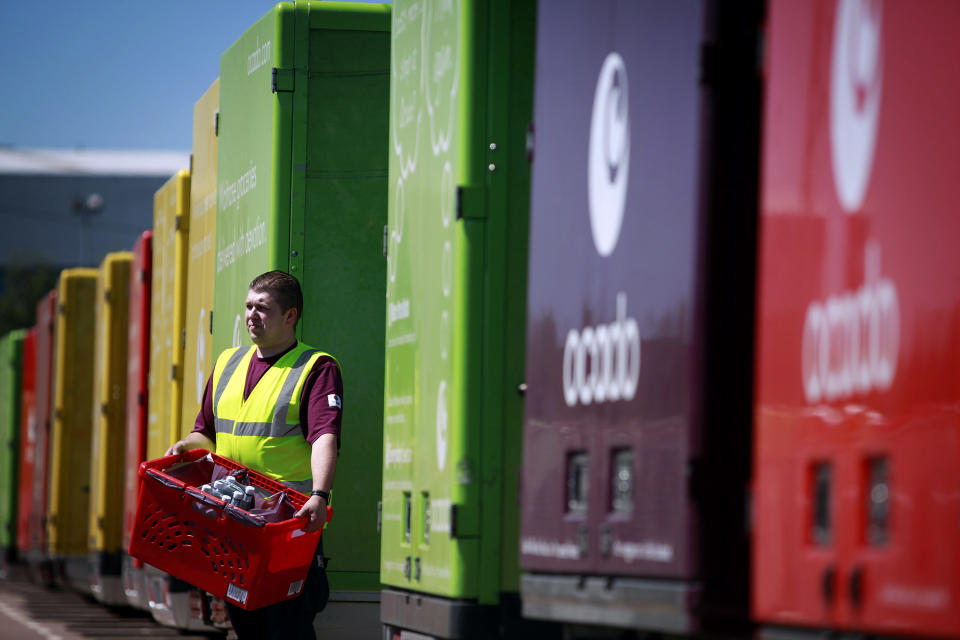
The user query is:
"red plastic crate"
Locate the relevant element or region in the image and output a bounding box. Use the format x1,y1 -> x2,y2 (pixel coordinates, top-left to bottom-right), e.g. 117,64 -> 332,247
128,449 -> 331,610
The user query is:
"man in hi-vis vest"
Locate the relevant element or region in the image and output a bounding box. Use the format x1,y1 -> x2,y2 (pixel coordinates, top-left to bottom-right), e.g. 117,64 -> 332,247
167,270 -> 342,639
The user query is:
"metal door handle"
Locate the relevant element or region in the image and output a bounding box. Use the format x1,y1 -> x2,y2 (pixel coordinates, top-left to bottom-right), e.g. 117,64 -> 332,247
821,564 -> 835,607
849,565 -> 864,610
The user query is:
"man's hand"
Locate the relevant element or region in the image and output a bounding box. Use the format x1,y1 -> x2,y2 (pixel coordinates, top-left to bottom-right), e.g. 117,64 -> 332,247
297,434 -> 337,533
165,432 -> 215,457
294,495 -> 329,533
165,441 -> 187,456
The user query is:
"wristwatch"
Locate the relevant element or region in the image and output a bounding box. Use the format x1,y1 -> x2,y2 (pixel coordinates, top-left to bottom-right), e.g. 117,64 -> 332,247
311,489 -> 330,501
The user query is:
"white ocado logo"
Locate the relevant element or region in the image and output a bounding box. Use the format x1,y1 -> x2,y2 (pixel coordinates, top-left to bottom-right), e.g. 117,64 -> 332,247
830,0 -> 883,213
802,241 -> 899,403
563,292 -> 640,407
588,52 -> 630,257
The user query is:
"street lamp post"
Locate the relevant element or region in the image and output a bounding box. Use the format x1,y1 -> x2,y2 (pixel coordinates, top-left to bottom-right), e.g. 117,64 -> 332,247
71,192 -> 104,266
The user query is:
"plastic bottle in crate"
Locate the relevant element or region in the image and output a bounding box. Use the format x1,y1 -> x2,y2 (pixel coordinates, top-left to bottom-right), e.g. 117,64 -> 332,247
224,476 -> 246,494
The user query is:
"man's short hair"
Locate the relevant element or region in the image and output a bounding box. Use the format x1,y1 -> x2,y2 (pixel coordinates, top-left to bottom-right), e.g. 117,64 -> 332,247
249,270 -> 303,324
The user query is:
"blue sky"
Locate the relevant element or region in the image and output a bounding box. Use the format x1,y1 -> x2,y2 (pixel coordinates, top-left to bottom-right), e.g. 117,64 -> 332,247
1,1 -> 385,152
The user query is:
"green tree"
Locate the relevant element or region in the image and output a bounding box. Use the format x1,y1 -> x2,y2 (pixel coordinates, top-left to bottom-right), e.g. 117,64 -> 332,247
0,266 -> 60,338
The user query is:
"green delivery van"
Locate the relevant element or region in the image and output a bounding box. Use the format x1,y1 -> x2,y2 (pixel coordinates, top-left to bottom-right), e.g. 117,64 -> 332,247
215,2 -> 389,634
0,329 -> 25,571
379,1 -> 552,637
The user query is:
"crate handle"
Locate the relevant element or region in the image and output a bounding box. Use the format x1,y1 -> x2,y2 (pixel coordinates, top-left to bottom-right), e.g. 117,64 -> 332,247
289,505 -> 333,538
139,450 -> 200,478
145,468 -> 184,490
294,504 -> 333,523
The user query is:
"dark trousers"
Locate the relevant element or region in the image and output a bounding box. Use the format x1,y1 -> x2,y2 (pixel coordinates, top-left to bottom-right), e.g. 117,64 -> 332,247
226,539 -> 329,640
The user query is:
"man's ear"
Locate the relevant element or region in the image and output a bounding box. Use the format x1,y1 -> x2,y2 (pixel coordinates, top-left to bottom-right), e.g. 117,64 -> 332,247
286,307 -> 299,326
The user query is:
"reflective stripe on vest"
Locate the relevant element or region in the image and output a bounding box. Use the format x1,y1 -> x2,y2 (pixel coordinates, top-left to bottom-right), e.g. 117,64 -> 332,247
210,343 -> 339,482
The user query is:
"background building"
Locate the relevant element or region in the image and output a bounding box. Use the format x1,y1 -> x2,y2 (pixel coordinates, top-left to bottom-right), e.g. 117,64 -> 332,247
0,146 -> 188,335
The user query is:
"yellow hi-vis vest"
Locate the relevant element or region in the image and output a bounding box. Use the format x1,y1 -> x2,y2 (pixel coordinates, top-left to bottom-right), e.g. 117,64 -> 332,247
211,342 -> 338,483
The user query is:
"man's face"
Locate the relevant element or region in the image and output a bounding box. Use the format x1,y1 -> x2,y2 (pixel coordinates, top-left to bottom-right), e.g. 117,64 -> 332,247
245,289 -> 296,348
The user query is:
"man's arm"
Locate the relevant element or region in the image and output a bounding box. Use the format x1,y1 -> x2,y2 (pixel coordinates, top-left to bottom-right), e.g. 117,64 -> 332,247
294,432 -> 337,532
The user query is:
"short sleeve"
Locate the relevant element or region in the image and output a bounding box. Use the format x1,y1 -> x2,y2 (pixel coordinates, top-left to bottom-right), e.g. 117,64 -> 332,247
300,356 -> 343,447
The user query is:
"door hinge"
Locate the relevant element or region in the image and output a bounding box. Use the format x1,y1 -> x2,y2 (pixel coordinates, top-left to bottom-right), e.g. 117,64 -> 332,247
209,309 -> 214,335
382,225 -> 388,258
214,110 -> 220,136
272,67 -> 295,93
456,185 -> 483,220
756,27 -> 766,75
700,42 -> 719,87
687,457 -> 706,503
526,121 -> 535,163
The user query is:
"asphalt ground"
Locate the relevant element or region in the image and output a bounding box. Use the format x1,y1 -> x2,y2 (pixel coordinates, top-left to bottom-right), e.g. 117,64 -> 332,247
0,575 -> 223,640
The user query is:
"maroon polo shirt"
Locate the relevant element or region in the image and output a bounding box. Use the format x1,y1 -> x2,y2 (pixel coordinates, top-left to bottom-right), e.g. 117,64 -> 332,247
191,341 -> 343,447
